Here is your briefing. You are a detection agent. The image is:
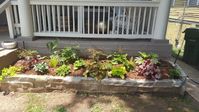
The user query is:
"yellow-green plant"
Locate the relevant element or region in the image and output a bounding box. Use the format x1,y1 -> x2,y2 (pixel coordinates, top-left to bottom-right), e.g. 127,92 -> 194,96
74,59 -> 85,70
56,65 -> 70,77
49,55 -> 59,68
110,65 -> 127,79
0,66 -> 21,81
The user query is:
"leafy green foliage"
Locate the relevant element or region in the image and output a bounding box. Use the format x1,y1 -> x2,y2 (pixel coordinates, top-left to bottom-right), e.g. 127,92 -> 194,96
0,66 -> 21,81
59,47 -> 79,64
169,68 -> 180,79
74,59 -> 85,70
108,53 -> 135,71
49,55 -> 59,68
83,60 -> 111,80
135,52 -> 159,65
110,66 -> 127,79
33,62 -> 48,75
56,65 -> 70,77
17,49 -> 38,59
46,40 -> 58,54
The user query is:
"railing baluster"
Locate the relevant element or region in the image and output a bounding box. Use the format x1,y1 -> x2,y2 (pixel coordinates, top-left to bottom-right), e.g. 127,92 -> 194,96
73,6 -> 75,32
67,6 -> 70,32
132,7 -> 136,35
107,6 -> 110,34
6,5 -> 15,38
117,7 -> 121,34
88,6 -> 90,34
41,5 -> 46,32
152,7 -> 157,35
141,7 -> 146,35
31,5 -> 36,32
97,6 -> 100,34
147,7 -> 152,35
52,5 -> 56,32
57,5 -> 61,32
122,7 -> 126,35
112,6 -> 115,34
62,6 -> 65,32
47,5 -> 51,32
13,5 -> 19,34
137,7 -> 141,35
93,6 -> 95,34
83,7 -> 85,33
102,6 -> 105,34
127,7 -> 131,35
36,5 -> 41,32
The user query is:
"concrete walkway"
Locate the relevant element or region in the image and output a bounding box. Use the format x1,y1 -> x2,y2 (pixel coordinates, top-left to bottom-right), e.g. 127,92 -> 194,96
172,58 -> 199,103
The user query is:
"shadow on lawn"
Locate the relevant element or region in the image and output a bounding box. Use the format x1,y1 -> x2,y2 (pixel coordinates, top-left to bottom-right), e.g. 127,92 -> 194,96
50,92 -> 199,112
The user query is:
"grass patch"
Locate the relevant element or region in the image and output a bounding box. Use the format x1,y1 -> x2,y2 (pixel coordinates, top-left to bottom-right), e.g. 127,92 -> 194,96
25,94 -> 45,112
53,105 -> 67,112
91,104 -> 103,112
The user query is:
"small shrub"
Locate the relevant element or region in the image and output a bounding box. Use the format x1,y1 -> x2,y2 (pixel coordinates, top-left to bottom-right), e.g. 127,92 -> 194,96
110,65 -> 127,79
59,47 -> 79,64
56,65 -> 70,77
88,48 -> 107,61
74,59 -> 85,70
49,55 -> 59,68
0,66 -> 21,81
83,60 -> 111,80
17,49 -> 38,59
47,40 -> 58,54
169,69 -> 180,79
33,62 -> 48,75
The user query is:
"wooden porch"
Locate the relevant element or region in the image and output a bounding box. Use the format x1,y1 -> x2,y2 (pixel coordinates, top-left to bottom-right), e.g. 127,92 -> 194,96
0,0 -> 172,58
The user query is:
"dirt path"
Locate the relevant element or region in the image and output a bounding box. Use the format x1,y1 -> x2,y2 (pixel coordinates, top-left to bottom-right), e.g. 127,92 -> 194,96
0,91 -> 199,112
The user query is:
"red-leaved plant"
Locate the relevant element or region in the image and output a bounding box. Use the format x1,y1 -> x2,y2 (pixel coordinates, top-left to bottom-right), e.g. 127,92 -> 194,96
135,52 -> 161,80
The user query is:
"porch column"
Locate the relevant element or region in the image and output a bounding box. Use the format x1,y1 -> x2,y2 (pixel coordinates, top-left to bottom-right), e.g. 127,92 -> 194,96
18,0 -> 33,38
154,0 -> 171,40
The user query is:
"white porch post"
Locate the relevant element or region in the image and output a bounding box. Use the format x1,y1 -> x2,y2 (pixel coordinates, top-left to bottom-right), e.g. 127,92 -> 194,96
18,0 -> 33,38
154,0 -> 171,40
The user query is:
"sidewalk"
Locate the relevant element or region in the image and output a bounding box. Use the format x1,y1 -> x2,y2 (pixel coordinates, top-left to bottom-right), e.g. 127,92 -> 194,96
172,58 -> 199,102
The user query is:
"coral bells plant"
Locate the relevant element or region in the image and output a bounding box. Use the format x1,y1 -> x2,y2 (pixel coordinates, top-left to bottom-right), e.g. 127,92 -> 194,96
135,52 -> 161,80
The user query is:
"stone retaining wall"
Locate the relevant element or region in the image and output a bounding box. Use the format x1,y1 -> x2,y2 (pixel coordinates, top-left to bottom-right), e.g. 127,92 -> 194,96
0,73 -> 186,95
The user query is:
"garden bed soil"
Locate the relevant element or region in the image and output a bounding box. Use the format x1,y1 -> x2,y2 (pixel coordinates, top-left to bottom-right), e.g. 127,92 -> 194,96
15,59 -> 174,80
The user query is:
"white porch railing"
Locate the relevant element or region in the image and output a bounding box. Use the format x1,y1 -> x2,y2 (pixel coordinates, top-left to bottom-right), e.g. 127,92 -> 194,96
1,0 -> 171,39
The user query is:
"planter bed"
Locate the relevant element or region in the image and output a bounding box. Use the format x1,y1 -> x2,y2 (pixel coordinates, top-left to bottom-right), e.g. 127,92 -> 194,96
0,45 -> 187,95
0,64 -> 186,95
